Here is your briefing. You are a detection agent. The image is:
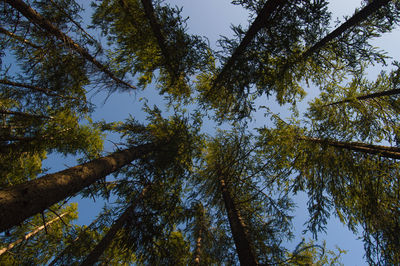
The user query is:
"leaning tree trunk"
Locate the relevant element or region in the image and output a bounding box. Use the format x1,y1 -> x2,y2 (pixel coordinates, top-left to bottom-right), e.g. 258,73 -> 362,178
298,136 -> 400,159
302,0 -> 391,60
213,0 -> 287,88
80,186 -> 148,265
138,0 -> 177,79
0,212 -> 69,256
0,143 -> 155,232
218,177 -> 258,266
324,88 -> 400,106
79,206 -> 133,266
5,0 -> 136,90
48,212 -> 104,266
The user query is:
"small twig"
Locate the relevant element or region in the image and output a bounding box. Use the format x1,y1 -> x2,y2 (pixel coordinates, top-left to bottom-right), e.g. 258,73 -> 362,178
41,212 -> 48,234
48,208 -> 68,227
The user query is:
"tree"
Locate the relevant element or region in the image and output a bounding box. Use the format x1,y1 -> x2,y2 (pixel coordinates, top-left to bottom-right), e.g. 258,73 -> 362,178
257,115 -> 400,264
2,0 -> 400,264
5,0 -> 137,91
91,0 -> 209,99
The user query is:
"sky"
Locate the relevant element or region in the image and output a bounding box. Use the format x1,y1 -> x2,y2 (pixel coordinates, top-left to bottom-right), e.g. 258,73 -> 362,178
37,0 -> 400,264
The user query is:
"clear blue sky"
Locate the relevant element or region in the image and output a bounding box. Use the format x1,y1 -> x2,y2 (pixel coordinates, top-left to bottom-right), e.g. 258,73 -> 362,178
40,0 -> 400,264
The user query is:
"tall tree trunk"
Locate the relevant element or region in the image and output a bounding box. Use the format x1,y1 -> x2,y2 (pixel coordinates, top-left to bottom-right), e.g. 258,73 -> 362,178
218,177 -> 258,266
138,0 -> 177,79
0,26 -> 40,49
302,0 -> 391,60
0,212 -> 69,256
298,136 -> 400,159
324,88 -> 400,106
213,0 -> 287,88
5,0 -> 137,90
80,187 -> 148,265
0,79 -> 81,101
0,143 -> 155,232
48,213 -> 103,266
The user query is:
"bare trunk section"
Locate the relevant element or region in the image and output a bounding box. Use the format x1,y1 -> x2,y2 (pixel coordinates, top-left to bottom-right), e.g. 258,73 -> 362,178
0,78 -> 81,101
0,26 -> 40,49
213,0 -> 287,87
302,0 -> 391,60
0,143 -> 155,232
298,136 -> 400,159
324,88 -> 400,106
5,0 -> 137,90
80,187 -> 148,265
0,212 -> 69,256
219,177 -> 258,266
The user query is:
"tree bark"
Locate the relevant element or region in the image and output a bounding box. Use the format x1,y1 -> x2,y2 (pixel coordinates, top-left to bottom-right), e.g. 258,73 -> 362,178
218,177 -> 258,266
0,143 -> 155,232
213,0 -> 287,88
302,0 -> 391,60
0,26 -> 40,49
298,136 -> 400,159
0,212 -> 69,256
80,187 -> 148,265
5,0 -> 137,90
324,88 -> 400,106
138,0 -> 177,79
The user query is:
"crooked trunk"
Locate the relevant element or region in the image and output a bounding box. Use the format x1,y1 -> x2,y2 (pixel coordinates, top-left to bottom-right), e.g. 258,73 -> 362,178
219,177 -> 258,266
0,212 -> 69,256
0,143 -> 155,232
6,0 -> 136,90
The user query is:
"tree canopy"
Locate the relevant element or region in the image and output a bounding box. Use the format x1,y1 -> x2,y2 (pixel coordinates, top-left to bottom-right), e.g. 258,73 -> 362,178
1,0 -> 399,264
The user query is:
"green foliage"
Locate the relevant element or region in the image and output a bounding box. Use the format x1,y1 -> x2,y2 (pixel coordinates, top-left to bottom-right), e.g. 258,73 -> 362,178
91,0 -> 209,99
0,203 -> 78,265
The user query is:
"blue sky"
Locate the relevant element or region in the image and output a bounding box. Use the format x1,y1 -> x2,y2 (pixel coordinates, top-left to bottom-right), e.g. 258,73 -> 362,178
38,0 -> 400,264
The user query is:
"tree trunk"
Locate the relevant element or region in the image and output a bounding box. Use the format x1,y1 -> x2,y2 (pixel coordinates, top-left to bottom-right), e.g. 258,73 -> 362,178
48,213 -> 103,266
0,78 -> 81,101
324,88 -> 400,106
302,0 -> 391,60
213,0 -> 287,87
80,187 -> 148,265
298,136 -> 400,159
0,26 -> 40,49
193,228 -> 202,265
138,0 -> 177,79
5,0 -> 136,90
218,177 -> 258,266
0,143 -> 155,232
0,212 -> 69,256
